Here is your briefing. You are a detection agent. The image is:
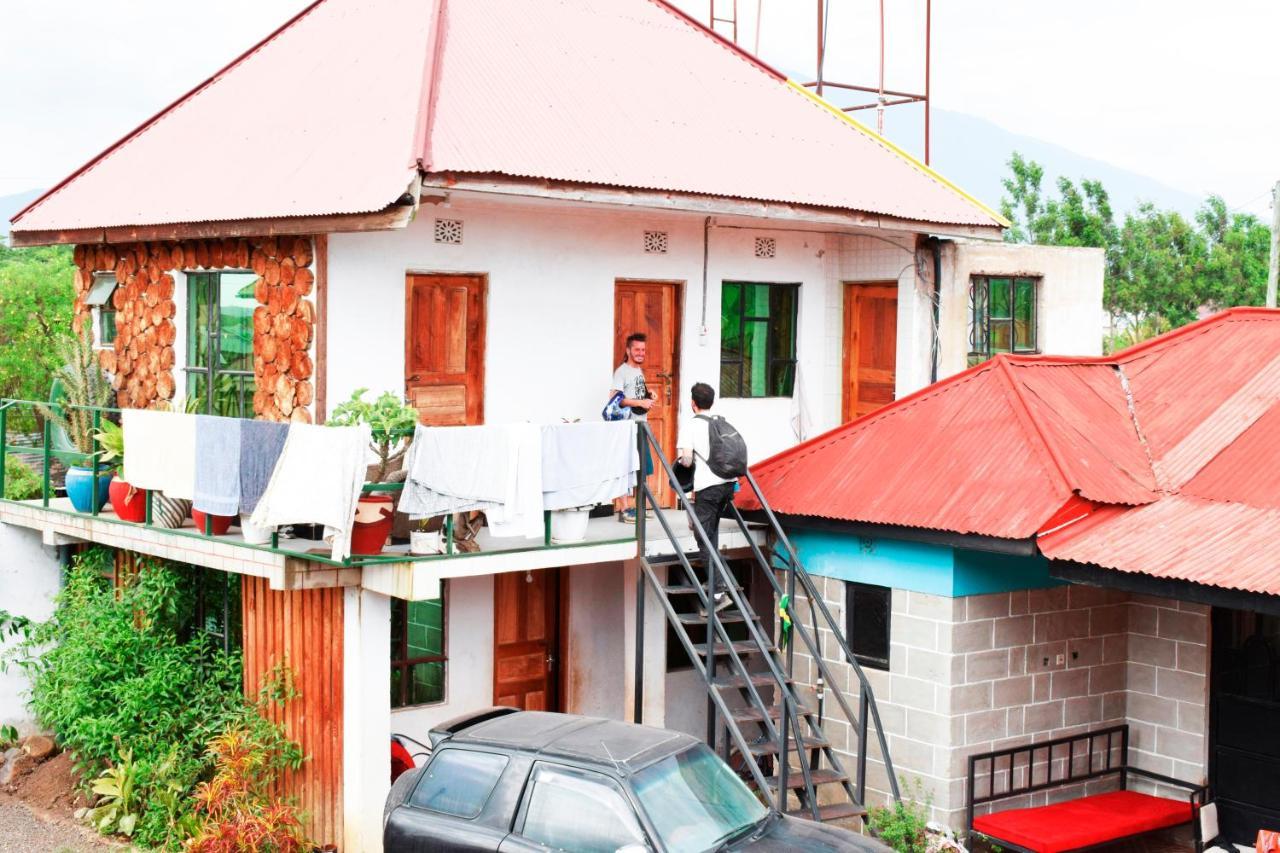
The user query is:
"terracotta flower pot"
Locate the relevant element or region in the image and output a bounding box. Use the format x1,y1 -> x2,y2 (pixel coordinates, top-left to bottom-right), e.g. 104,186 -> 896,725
108,477 -> 148,523
350,494 -> 395,556
192,509 -> 235,536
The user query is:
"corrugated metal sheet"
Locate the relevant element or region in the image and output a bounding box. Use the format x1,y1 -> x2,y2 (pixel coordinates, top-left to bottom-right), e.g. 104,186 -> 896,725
747,308 -> 1280,598
12,0 -> 1003,236
12,0 -> 433,232
1038,495 -> 1280,597
242,578 -> 345,849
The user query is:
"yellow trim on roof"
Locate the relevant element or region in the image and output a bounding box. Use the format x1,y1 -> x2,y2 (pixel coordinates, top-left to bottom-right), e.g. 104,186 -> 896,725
786,79 -> 1012,229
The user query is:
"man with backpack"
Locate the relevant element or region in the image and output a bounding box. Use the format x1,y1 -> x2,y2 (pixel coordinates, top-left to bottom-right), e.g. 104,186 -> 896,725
677,382 -> 748,612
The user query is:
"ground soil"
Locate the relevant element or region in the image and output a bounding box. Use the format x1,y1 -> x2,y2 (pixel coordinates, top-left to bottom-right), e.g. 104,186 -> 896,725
9,752 -> 93,816
0,747 -> 127,851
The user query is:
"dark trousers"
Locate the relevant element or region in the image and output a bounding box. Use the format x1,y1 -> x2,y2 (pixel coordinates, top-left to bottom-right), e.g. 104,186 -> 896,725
693,482 -> 736,577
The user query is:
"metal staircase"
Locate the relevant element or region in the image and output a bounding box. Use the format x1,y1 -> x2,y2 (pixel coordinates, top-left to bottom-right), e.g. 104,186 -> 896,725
632,423 -> 901,824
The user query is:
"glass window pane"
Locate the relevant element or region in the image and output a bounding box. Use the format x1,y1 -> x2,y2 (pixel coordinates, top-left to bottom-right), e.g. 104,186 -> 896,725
768,361 -> 795,397
988,278 -> 1012,320
408,598 -> 445,658
768,286 -> 796,362
410,749 -> 508,818
186,371 -> 208,411
744,283 -> 770,317
633,745 -> 768,851
521,766 -> 646,853
845,581 -> 891,670
408,661 -> 445,705
218,272 -> 258,373
720,283 -> 742,360
719,362 -> 741,398
100,310 -> 117,345
187,275 -> 211,368
743,319 -> 767,396
990,320 -> 1013,354
1014,279 -> 1036,351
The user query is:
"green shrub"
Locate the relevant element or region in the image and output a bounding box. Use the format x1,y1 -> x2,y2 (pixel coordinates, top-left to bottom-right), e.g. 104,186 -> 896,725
4,548 -> 250,849
4,456 -> 42,500
867,777 -> 933,853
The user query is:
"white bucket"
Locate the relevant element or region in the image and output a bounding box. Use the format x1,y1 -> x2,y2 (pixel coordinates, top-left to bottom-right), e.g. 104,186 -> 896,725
240,513 -> 275,545
550,509 -> 591,543
410,530 -> 445,555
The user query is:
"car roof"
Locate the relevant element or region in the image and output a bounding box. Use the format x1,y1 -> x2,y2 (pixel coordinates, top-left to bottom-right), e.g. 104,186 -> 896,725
440,711 -> 698,775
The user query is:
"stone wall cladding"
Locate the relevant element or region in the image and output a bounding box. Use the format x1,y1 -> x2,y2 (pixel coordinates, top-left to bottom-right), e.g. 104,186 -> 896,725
789,575 -> 1210,831
73,237 -> 315,420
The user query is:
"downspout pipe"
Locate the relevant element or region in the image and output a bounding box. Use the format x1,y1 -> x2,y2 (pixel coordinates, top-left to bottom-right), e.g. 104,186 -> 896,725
928,236 -> 943,384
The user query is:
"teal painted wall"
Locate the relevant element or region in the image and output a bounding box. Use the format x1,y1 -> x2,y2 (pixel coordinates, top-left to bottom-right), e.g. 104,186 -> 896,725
790,529 -> 1063,598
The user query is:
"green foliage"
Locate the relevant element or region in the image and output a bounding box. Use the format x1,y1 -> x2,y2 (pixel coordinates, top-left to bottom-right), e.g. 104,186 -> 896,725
4,548 -> 249,849
94,419 -> 124,469
327,387 -> 419,481
0,723 -> 18,747
999,152 -> 1273,344
86,747 -> 142,837
0,243 -> 75,433
35,327 -> 111,456
867,778 -> 932,853
4,456 -> 42,500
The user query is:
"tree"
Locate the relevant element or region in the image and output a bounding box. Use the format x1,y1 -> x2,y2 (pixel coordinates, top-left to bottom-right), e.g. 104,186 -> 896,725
0,241 -> 75,430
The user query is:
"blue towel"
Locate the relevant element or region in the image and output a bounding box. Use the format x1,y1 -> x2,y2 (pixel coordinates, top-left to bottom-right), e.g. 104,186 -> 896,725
239,419 -> 289,515
193,415 -> 242,516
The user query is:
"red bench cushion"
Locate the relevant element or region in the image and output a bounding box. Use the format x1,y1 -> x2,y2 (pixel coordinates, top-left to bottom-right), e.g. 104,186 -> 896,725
972,790 -> 1192,853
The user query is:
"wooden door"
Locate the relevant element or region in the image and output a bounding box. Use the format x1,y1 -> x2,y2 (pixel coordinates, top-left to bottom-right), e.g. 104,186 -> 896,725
405,274 -> 486,425
614,280 -> 680,507
842,282 -> 898,421
493,569 -> 561,710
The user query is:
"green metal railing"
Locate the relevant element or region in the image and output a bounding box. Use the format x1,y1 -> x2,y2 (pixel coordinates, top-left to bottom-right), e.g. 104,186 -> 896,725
0,399 -> 636,568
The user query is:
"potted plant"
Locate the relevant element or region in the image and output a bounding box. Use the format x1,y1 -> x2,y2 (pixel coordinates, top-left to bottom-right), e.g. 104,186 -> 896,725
409,517 -> 445,555
327,389 -> 419,555
94,420 -> 146,522
37,330 -> 112,513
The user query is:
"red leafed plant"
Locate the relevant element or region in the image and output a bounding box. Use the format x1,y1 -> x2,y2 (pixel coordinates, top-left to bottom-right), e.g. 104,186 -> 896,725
184,685 -> 310,853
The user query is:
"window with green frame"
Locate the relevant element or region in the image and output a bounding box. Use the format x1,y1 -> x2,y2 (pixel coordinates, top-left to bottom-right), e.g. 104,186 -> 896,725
186,271 -> 258,418
968,276 -> 1039,366
719,282 -> 799,397
391,588 -> 446,708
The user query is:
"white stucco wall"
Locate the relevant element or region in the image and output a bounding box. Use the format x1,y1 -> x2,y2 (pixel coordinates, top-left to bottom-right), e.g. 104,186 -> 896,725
936,240 -> 1106,378
0,525 -> 62,735
326,194 -> 937,463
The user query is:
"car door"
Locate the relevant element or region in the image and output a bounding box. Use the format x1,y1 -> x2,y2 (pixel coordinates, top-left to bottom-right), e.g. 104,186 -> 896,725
385,747 -> 513,852
498,763 -> 655,853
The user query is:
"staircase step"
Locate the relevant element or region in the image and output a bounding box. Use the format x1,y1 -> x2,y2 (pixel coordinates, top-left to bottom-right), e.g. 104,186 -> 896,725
678,611 -> 747,625
748,734 -> 829,756
764,768 -> 847,790
663,583 -> 744,596
692,640 -> 767,657
785,802 -> 868,822
730,704 -> 812,724
713,672 -> 792,690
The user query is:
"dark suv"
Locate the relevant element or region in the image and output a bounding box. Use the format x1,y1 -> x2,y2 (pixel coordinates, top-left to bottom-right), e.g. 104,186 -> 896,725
384,708 -> 889,853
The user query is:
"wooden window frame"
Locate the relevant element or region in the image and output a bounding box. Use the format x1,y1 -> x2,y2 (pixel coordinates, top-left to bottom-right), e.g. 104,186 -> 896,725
968,275 -> 1040,366
184,270 -> 257,418
391,584 -> 448,709
719,281 -> 800,399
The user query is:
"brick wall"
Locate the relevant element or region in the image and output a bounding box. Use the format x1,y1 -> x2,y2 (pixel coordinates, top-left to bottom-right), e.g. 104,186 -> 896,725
788,576 -> 1210,831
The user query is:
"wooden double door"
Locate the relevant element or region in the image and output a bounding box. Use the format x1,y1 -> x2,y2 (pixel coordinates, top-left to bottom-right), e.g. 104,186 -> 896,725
493,568 -> 564,711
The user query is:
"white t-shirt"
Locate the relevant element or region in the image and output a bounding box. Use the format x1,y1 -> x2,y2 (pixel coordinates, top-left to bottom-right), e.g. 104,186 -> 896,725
611,363 -> 649,421
678,414 -> 732,492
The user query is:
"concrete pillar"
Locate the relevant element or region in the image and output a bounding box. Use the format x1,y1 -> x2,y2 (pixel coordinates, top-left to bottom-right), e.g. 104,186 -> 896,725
343,588 -> 391,853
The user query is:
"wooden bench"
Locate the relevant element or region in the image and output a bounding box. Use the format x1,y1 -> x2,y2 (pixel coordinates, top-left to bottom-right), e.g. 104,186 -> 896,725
966,724 -> 1206,853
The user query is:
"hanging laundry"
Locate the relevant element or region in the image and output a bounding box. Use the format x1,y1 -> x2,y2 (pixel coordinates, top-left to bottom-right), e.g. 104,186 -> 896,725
400,423 -> 545,539
540,421 -> 638,510
122,408 -> 197,500
193,415 -> 241,517
248,423 -> 371,561
239,419 -> 289,515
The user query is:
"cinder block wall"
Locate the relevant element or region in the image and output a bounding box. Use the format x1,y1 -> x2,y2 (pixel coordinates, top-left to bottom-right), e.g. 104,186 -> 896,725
788,577 -> 1209,831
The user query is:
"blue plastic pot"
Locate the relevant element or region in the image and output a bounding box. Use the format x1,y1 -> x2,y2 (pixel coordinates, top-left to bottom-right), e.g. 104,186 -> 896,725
65,465 -> 113,513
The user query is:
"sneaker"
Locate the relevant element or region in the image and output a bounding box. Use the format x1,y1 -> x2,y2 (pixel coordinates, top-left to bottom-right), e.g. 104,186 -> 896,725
620,508 -> 637,524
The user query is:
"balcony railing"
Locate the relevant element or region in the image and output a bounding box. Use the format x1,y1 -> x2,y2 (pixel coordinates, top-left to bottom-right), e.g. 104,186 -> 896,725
0,399 -> 647,570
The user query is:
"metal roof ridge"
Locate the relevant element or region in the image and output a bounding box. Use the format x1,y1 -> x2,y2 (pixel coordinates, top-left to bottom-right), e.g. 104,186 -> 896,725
1112,306 -> 1280,364
645,0 -> 789,82
10,0 -> 333,229
411,0 -> 448,171
991,355 -> 1076,497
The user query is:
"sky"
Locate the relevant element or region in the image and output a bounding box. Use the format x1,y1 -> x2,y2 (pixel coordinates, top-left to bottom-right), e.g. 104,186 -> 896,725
2,0 -> 1278,218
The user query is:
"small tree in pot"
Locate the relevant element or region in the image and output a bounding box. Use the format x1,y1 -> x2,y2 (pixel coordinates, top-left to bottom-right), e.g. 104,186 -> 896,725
36,328 -> 112,512
327,389 -> 419,555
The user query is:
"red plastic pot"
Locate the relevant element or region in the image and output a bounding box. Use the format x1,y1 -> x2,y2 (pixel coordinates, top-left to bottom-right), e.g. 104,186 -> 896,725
192,509 -> 235,536
350,494 -> 395,556
108,477 -> 148,523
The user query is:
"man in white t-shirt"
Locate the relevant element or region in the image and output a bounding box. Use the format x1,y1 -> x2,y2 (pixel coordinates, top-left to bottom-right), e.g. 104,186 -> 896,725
678,382 -> 735,612
611,332 -> 657,522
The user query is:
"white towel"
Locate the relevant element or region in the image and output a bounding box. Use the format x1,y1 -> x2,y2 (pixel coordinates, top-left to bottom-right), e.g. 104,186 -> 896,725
541,421 -> 638,510
248,423 -> 371,562
122,409 -> 197,500
401,424 -> 545,539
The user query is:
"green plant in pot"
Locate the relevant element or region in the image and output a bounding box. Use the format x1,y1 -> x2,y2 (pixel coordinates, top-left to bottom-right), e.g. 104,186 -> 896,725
36,328 -> 112,513
327,389 -> 419,555
93,419 -> 147,523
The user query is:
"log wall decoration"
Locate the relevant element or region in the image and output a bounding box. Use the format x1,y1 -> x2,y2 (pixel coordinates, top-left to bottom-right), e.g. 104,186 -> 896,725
73,237 -> 316,420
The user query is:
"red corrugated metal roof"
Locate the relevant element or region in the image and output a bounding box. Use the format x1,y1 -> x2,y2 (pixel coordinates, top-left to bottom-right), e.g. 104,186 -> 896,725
11,0 -> 1004,237
747,308 -> 1280,597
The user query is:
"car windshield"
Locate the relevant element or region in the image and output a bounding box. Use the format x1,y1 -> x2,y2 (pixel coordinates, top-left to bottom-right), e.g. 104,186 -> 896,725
631,744 -> 769,852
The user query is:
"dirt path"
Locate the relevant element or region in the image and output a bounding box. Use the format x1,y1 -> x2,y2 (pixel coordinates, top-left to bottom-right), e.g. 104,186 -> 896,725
0,796 -> 128,852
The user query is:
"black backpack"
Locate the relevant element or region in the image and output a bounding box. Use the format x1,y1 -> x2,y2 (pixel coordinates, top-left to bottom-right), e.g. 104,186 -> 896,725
695,414 -> 748,479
